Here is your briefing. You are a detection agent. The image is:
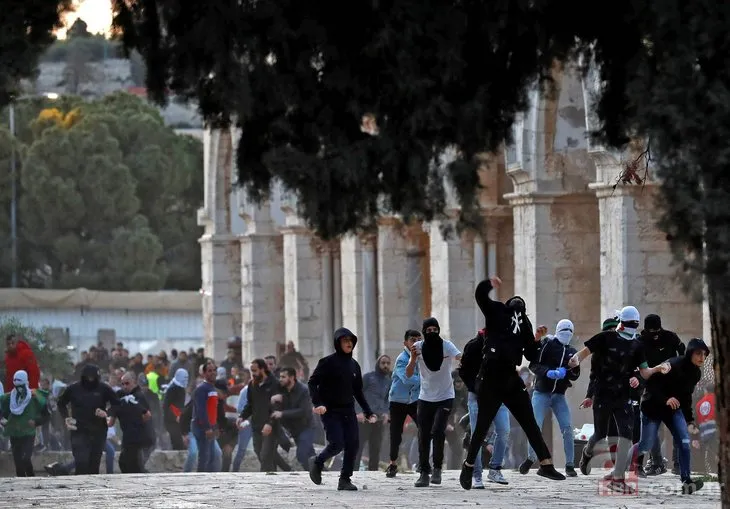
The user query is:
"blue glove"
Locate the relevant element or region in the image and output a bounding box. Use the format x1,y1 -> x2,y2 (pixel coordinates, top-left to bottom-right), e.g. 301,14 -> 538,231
556,367 -> 567,379
546,370 -> 559,380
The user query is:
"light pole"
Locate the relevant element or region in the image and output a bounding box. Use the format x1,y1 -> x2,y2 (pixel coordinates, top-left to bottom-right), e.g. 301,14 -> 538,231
8,92 -> 58,287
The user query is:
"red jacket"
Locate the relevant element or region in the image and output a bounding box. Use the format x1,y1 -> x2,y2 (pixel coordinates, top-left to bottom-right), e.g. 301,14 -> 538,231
4,340 -> 40,392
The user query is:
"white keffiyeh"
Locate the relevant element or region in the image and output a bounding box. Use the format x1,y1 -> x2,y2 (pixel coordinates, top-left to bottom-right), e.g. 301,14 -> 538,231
9,370 -> 32,415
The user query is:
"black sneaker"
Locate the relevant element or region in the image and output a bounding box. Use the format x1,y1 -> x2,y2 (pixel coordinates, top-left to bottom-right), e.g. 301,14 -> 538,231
607,479 -> 635,495
459,462 -> 474,490
385,463 -> 397,478
636,465 -> 647,478
671,466 -> 680,475
579,447 -> 592,476
337,478 -> 358,491
647,463 -> 667,476
44,462 -> 60,476
565,466 -> 577,477
430,468 -> 442,485
536,464 -> 566,480
414,471 -> 430,488
308,456 -> 323,485
518,459 -> 534,475
682,479 -> 705,495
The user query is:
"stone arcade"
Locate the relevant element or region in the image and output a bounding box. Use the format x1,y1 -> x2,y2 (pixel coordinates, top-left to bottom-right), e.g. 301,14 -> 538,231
197,64 -> 712,464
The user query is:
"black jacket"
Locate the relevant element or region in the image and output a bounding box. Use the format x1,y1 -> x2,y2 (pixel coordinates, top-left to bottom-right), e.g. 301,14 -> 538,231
240,373 -> 277,431
275,381 -> 313,436
639,329 -> 685,368
180,402 -> 193,435
57,364 -> 119,435
163,384 -> 186,426
459,330 -> 485,393
529,336 -> 580,394
474,279 -> 540,369
640,340 -> 706,423
308,328 -> 373,417
112,386 -> 155,447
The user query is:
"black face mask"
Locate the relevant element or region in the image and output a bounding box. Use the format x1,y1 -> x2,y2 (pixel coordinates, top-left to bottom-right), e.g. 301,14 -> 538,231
507,297 -> 526,313
82,377 -> 99,389
424,331 -> 441,343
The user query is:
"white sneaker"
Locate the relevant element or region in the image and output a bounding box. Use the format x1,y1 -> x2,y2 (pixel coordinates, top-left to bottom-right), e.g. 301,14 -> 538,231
473,475 -> 485,489
488,468 -> 509,485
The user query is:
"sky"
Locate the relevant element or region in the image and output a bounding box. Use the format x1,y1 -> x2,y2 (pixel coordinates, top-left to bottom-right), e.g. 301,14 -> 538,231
58,0 -> 113,39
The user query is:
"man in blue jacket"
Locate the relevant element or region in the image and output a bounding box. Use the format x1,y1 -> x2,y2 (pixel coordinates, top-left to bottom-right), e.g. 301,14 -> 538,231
519,319 -> 580,477
385,329 -> 422,478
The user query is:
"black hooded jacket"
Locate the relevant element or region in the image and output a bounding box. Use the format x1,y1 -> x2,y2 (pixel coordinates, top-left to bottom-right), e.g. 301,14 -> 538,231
57,364 -> 119,434
240,372 -> 277,430
638,328 -> 686,368
307,328 -> 373,417
640,338 -> 709,423
474,279 -> 540,370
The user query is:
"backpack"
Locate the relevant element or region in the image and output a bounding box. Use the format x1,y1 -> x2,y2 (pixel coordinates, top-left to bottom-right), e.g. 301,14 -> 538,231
459,332 -> 485,393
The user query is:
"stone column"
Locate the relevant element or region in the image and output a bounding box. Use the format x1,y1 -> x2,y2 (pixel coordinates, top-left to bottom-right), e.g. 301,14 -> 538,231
473,235 -> 486,331
505,193 -> 562,329
377,217 -> 413,359
361,233 -> 379,373
406,223 -> 428,331
333,248 -> 342,328
280,211 -> 324,361
588,152 -> 702,338
340,234 -> 366,365
197,127 -> 244,363
428,220 -> 476,342
239,200 -> 284,361
320,245 -> 335,358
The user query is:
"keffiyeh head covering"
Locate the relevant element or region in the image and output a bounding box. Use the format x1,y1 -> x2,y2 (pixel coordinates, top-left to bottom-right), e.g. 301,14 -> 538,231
10,370 -> 32,415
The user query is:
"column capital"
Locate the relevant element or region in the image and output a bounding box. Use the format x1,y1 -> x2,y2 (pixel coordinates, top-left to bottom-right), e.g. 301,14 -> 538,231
359,231 -> 378,248
198,233 -> 244,244
503,191 -> 563,206
589,181 -> 658,199
279,225 -> 310,236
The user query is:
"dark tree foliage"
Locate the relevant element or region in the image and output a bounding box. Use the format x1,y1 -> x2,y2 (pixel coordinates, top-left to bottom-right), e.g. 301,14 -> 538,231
111,1 -> 730,500
0,0 -> 73,105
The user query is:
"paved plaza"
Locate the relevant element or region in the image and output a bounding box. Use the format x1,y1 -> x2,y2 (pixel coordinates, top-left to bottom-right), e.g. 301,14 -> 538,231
0,469 -> 721,508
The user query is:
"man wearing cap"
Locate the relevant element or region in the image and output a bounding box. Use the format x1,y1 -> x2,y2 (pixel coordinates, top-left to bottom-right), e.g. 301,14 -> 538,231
567,305 -> 670,494
627,338 -> 710,494
637,314 -> 685,476
519,319 -> 581,477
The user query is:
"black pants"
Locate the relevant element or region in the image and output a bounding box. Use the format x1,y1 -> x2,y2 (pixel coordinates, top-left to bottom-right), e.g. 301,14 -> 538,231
10,436 -> 35,477
166,421 -> 185,450
71,430 -> 107,475
315,410 -> 359,480
119,444 -> 144,473
417,398 -> 453,473
584,402 -> 634,478
467,369 -> 551,466
356,420 -> 385,471
389,402 -> 418,462
252,430 -> 291,472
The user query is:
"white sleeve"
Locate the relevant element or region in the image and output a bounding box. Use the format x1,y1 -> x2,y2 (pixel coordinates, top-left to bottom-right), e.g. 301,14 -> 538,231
446,340 -> 461,357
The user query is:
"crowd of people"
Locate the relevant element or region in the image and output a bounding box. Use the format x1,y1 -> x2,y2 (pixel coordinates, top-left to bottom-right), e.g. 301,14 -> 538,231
0,275 -> 719,498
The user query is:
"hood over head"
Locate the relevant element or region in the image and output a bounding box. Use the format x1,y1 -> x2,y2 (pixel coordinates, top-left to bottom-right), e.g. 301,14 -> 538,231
171,368 -> 189,388
617,306 -> 640,340
555,319 -> 575,345
505,296 -> 526,314
80,363 -> 100,389
333,327 -> 358,355
421,317 -> 440,335
686,338 -> 710,358
644,314 -> 662,331
216,367 -> 227,380
421,317 -> 444,372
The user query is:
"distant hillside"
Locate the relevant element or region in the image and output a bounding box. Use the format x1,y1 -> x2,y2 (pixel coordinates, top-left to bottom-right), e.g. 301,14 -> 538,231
29,59 -> 203,128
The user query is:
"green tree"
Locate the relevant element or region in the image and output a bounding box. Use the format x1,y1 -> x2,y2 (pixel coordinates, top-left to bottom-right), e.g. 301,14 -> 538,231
19,118 -> 151,289
0,317 -> 73,383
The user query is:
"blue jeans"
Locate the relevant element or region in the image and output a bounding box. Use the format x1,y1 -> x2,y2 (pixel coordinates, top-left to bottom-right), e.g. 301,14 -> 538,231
186,430 -> 222,472
467,392 -> 510,475
293,427 -> 316,470
232,426 -> 253,472
105,440 -> 115,474
629,410 -> 691,482
528,391 -> 574,466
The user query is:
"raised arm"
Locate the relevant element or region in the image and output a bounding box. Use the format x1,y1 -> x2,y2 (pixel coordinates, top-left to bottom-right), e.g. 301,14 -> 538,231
475,278 -> 503,330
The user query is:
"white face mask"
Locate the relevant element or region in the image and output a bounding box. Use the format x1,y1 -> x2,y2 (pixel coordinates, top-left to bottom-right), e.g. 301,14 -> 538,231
618,324 -> 638,340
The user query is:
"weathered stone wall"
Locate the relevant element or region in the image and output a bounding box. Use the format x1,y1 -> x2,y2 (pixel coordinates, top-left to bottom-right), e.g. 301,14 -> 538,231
282,228 -> 324,361
377,218 -> 412,360
240,233 -> 285,361
339,235 -> 368,367
428,224 -> 476,344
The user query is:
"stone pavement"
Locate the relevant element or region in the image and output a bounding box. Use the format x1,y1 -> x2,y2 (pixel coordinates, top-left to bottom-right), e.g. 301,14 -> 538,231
0,469 -> 721,508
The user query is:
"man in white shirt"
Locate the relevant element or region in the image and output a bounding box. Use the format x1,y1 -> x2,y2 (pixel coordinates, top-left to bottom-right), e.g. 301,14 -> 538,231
406,317 -> 462,487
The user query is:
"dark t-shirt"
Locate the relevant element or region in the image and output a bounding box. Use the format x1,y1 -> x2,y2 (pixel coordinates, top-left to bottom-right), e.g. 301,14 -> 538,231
585,331 -> 648,406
